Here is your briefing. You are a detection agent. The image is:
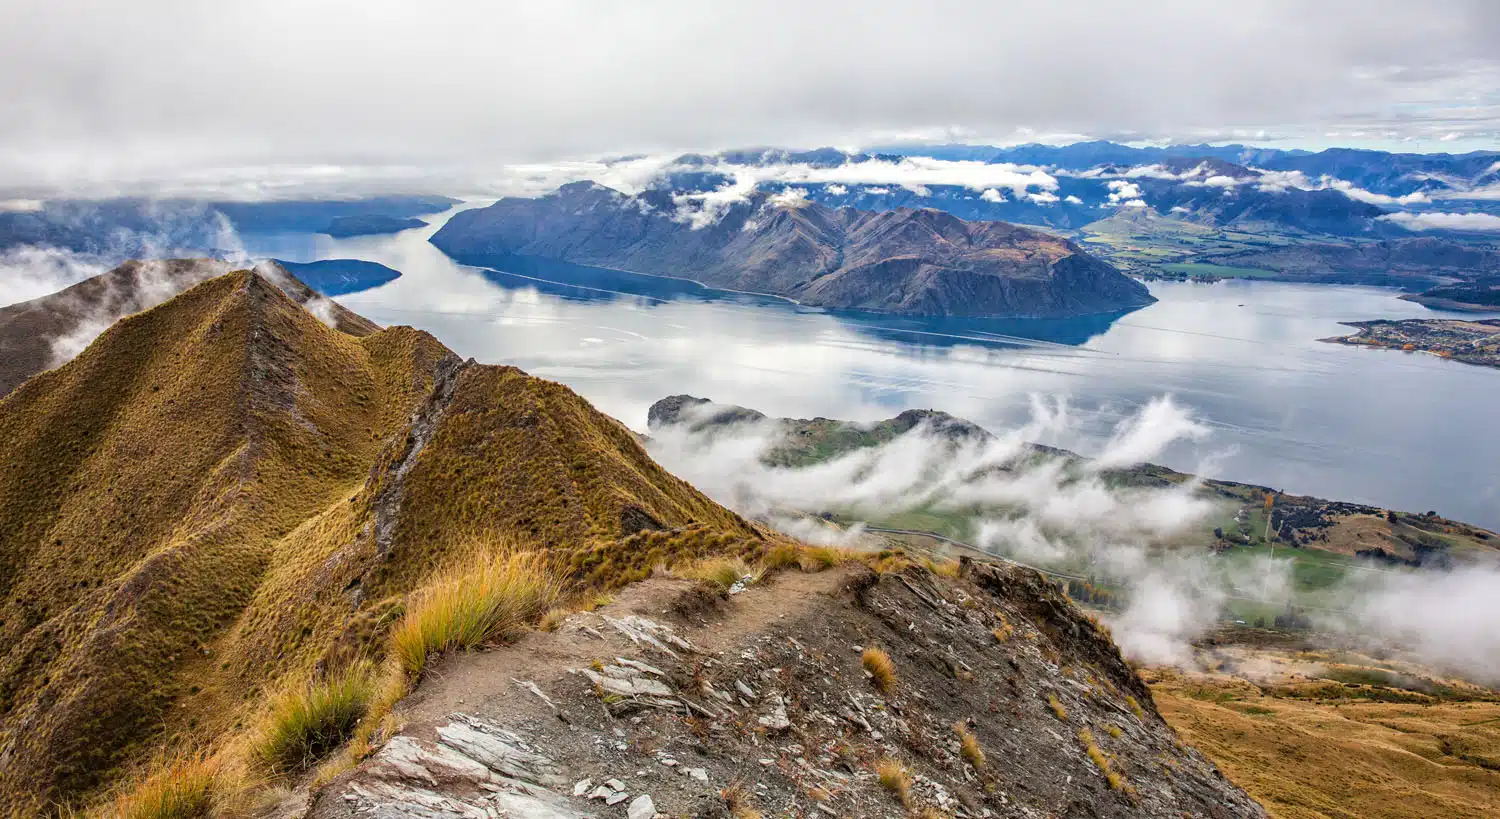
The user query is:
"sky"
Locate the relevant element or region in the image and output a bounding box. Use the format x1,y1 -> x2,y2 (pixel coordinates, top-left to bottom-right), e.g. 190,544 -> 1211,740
4,0 -> 1500,199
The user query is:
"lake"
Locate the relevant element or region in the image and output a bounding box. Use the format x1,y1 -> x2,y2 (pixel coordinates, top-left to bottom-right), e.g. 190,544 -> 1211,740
242,204 -> 1500,529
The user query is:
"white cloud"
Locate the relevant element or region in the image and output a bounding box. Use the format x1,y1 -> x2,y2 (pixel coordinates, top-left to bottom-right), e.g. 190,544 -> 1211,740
980,188 -> 1006,203
1203,174 -> 1239,188
1106,179 -> 1144,206
1028,190 -> 1059,204
1064,194 -> 1083,204
824,183 -> 848,196
864,186 -> 891,195
1378,211 -> 1500,232
767,186 -> 810,208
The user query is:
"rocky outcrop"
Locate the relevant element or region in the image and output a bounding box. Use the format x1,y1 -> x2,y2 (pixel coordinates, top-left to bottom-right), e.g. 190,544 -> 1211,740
429,182 -> 1155,319
310,563 -> 1265,818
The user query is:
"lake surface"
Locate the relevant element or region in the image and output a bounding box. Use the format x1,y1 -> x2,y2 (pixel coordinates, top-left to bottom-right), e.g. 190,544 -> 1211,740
243,204 -> 1500,529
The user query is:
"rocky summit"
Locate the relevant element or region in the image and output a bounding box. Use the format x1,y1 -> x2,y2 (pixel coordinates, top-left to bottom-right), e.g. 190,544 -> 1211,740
428,182 -> 1155,319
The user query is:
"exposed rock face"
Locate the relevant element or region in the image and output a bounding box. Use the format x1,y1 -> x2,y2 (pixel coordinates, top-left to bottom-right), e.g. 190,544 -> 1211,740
311,564 -> 1265,818
429,182 -> 1155,318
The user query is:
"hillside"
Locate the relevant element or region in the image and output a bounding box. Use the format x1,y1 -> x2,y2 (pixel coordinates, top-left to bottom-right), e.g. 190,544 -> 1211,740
0,259 -> 377,398
271,258 -> 403,296
429,182 -> 1155,318
0,267 -> 763,812
320,215 -> 427,238
1204,238 -> 1500,287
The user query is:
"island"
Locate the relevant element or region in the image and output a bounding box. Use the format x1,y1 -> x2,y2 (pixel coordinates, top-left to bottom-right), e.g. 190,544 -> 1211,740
270,258 -> 402,295
321,213 -> 428,237
428,181 -> 1155,319
1321,318 -> 1500,369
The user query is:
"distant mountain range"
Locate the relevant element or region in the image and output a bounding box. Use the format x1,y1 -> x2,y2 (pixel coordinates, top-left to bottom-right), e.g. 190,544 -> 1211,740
429,182 -> 1155,318
0,195 -> 456,256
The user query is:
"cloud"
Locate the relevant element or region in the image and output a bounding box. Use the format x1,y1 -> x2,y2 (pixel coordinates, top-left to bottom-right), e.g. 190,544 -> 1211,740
1028,190 -> 1059,204
1064,194 -> 1083,204
1378,211 -> 1500,231
0,246 -> 109,308
980,188 -> 1006,203
767,187 -> 811,208
1327,566 -> 1500,683
10,2 -> 1499,198
824,183 -> 848,196
1106,179 -> 1143,206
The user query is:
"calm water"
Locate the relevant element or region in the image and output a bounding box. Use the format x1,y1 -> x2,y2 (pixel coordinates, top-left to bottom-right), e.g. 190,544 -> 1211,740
243,204 -> 1500,529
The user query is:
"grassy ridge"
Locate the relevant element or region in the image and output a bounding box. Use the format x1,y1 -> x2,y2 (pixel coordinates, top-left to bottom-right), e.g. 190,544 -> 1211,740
0,270 -> 773,813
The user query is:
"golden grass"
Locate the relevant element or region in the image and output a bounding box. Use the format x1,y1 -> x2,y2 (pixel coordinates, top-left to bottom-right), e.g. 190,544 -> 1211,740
251,664 -> 374,777
924,557 -> 962,578
991,615 -> 1013,643
954,721 -> 985,770
1078,728 -> 1128,792
680,555 -> 760,592
862,647 -> 897,694
1151,671 -> 1500,819
391,548 -> 558,677
105,755 -> 217,819
875,758 -> 912,807
1125,694 -> 1144,720
720,782 -> 763,819
1048,693 -> 1068,721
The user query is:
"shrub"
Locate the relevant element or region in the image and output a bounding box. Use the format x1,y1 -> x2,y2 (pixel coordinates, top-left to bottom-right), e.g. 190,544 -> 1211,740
862,647 -> 897,694
108,756 -> 217,819
1048,693 -> 1068,721
252,664 -> 374,776
392,550 -> 557,676
954,721 -> 985,770
875,758 -> 912,807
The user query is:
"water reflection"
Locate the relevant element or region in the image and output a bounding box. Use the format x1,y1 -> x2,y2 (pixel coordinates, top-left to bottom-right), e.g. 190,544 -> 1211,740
240,204 -> 1500,528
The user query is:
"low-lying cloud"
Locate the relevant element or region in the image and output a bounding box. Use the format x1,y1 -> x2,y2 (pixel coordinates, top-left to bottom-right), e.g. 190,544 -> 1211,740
1378,211 -> 1500,232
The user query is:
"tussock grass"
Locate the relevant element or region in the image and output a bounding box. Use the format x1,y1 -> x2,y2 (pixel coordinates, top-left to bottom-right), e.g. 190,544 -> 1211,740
875,758 -> 912,807
1079,728 -> 1129,792
720,781 -> 763,819
251,664 -> 374,776
992,614 -> 1014,643
1125,694 -> 1144,720
862,647 -> 897,694
106,755 -> 217,819
925,557 -> 961,578
1048,693 -> 1068,721
392,549 -> 558,677
955,721 -> 986,770
680,556 -> 760,591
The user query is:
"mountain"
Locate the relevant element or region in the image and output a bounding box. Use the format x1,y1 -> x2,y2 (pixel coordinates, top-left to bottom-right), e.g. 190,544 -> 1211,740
0,266 -> 1270,816
272,258 -> 403,295
0,195 -> 458,255
0,259 -> 377,398
0,266 -> 763,810
430,182 -> 1155,318
321,214 -> 428,238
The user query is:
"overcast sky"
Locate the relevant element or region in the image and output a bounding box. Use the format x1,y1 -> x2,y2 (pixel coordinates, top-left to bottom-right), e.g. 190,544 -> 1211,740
5,0 -> 1500,198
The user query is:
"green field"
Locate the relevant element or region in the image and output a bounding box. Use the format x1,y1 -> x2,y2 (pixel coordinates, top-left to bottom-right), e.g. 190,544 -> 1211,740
1159,262 -> 1283,279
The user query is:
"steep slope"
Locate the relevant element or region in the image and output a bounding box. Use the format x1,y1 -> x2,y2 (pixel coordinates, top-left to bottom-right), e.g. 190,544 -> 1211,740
0,268 -> 762,812
311,561 -> 1264,818
0,259 -> 378,397
1206,237 -> 1500,287
429,182 -> 1155,318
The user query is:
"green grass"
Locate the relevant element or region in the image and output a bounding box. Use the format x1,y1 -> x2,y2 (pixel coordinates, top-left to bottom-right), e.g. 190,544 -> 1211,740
1159,262 -> 1282,279
106,755 -> 217,819
252,664 -> 374,776
391,548 -> 558,677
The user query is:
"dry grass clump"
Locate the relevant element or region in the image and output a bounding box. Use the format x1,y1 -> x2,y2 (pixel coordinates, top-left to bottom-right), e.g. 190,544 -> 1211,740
1079,728 -> 1129,792
875,758 -> 913,807
391,549 -> 558,676
1125,694 -> 1145,720
862,647 -> 897,694
679,555 -> 761,592
924,557 -> 962,578
1106,724 -> 1123,739
251,664 -> 374,776
720,781 -> 764,819
1048,693 -> 1068,721
992,614 -> 1014,643
954,721 -> 986,770
106,755 -> 217,819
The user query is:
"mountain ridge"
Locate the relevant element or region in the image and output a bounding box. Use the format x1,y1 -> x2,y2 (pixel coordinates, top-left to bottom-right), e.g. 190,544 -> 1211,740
430,182 -> 1155,318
